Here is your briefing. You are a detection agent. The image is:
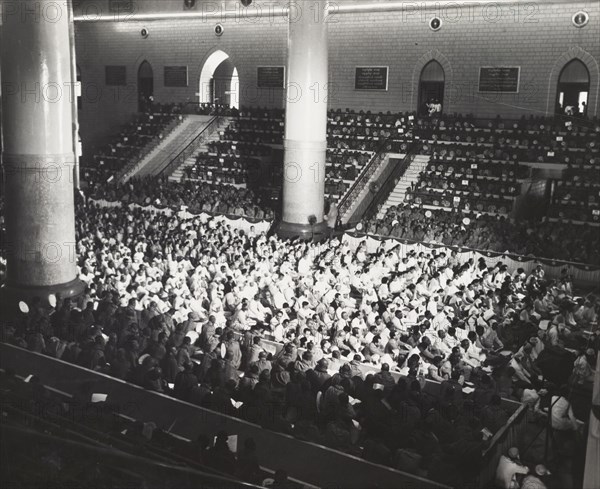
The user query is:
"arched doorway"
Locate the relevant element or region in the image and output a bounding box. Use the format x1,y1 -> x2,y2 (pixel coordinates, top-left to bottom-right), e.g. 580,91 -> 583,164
418,60 -> 445,116
199,50 -> 239,109
138,60 -> 154,111
76,65 -> 82,111
556,59 -> 590,116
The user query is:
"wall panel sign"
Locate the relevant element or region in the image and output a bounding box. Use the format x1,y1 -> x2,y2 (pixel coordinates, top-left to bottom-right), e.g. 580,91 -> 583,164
109,0 -> 134,13
164,66 -> 188,87
355,66 -> 389,91
105,66 -> 126,86
478,67 -> 520,93
257,67 -> 285,88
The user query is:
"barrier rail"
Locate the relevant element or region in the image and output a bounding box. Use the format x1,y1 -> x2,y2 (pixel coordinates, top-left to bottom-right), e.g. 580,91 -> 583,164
160,116 -> 223,179
117,116 -> 183,182
337,136 -> 395,220
361,145 -> 419,221
0,343 -> 451,489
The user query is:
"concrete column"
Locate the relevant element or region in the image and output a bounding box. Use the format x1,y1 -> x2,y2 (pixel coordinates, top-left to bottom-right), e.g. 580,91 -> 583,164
277,0 -> 329,239
1,0 -> 84,309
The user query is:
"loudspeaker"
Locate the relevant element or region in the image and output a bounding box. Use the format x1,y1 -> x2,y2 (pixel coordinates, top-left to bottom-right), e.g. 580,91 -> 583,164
429,17 -> 442,31
572,11 -> 589,28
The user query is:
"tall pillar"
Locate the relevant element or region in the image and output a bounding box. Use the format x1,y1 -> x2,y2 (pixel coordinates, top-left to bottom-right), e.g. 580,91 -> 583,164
1,0 -> 84,309
277,0 -> 329,239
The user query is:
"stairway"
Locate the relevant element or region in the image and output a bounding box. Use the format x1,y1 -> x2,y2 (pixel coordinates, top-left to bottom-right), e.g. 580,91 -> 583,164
376,154 -> 430,219
339,153 -> 400,225
122,115 -> 216,181
168,118 -> 232,183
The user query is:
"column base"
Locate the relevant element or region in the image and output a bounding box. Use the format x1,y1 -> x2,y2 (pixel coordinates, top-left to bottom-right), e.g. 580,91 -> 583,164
0,278 -> 86,319
274,220 -> 331,242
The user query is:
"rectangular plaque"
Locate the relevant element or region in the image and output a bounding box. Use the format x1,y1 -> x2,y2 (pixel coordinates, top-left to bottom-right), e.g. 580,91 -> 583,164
109,0 -> 133,13
105,66 -> 126,86
257,67 -> 285,88
355,67 -> 389,91
479,67 -> 520,93
164,66 -> 188,87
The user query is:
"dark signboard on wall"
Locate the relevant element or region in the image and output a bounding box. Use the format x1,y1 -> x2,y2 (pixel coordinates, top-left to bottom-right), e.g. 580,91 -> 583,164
478,67 -> 520,93
164,66 -> 188,87
257,67 -> 285,88
105,66 -> 127,86
355,67 -> 389,91
109,0 -> 134,13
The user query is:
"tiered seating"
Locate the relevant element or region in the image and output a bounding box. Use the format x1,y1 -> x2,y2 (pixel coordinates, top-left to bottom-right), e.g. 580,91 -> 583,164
182,114 -> 275,188
183,150 -> 262,187
225,108 -> 285,144
408,154 -> 527,215
88,107 -> 181,178
328,111 -> 392,152
324,150 -> 372,201
416,114 -> 599,165
549,165 -> 600,223
325,109 -> 416,203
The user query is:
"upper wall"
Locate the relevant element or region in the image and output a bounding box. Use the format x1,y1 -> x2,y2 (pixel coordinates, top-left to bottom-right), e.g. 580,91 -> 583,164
73,0 -> 600,149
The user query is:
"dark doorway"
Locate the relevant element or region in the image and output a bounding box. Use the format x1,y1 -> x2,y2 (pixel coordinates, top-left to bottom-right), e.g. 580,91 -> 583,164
556,59 -> 589,117
138,61 -> 154,112
418,61 -> 445,116
76,65 -> 82,110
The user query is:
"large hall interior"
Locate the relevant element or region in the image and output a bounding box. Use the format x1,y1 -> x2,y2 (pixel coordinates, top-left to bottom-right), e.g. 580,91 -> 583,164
0,1 -> 599,488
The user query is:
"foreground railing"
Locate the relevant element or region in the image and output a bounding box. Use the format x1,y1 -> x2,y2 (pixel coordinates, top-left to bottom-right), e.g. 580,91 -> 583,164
0,344 -> 451,489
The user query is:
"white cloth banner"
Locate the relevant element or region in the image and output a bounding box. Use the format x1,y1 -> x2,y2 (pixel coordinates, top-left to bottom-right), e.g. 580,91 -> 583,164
90,199 -> 272,234
342,233 -> 600,285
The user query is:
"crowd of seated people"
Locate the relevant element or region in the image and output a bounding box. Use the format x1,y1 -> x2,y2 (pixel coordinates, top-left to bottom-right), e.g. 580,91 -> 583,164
181,131 -> 269,187
4,199 -> 598,487
88,106 -> 182,178
84,176 -> 273,220
416,114 -> 599,165
224,117 -> 284,145
183,153 -> 261,186
328,109 -> 416,153
408,159 -> 522,216
550,178 -> 600,223
208,141 -> 272,158
361,113 -> 599,265
409,143 -> 529,215
193,102 -> 239,117
549,160 -> 600,223
362,204 -> 600,265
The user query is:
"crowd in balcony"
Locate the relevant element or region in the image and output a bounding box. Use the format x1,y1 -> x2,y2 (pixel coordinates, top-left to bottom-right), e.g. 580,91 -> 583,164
363,204 -> 600,265
88,106 -> 183,178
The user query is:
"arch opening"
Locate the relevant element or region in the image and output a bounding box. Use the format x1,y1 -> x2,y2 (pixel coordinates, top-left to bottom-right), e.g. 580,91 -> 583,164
138,60 -> 154,112
76,64 -> 82,111
199,50 -> 239,110
418,60 -> 445,116
555,59 -> 590,116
